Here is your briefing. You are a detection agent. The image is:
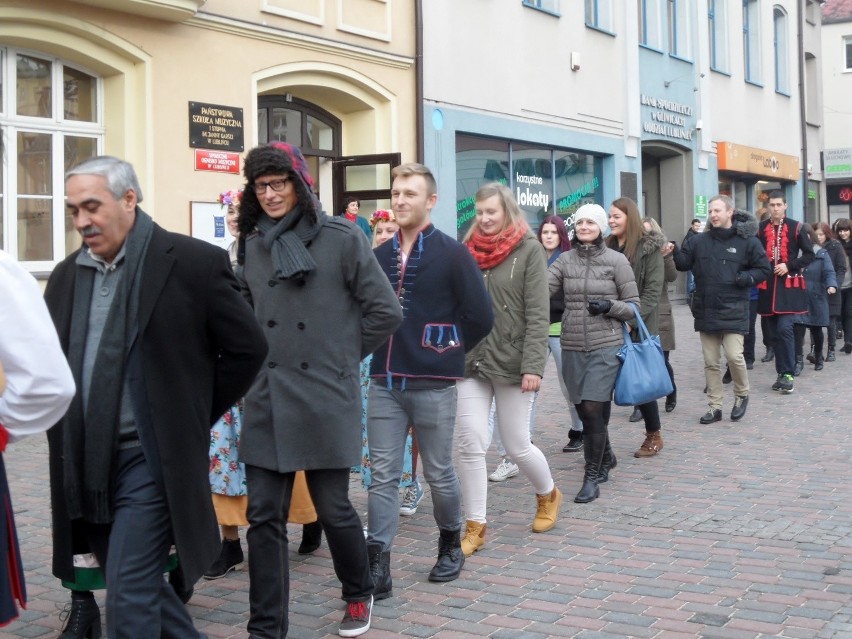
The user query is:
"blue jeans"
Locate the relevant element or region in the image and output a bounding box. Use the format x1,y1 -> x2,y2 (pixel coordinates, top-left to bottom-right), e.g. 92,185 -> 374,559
366,384 -> 462,550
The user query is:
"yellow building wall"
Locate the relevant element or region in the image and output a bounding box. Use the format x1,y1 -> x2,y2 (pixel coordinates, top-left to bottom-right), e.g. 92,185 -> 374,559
0,0 -> 416,235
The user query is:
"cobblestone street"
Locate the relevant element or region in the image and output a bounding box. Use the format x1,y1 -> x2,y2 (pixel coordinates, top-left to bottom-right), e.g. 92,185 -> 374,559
4,302 -> 852,638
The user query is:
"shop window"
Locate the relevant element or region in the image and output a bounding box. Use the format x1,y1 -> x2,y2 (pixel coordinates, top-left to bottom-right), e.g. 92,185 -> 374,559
455,134 -> 510,240
0,47 -> 102,265
773,6 -> 789,94
454,133 -> 603,241
585,0 -> 613,31
668,0 -> 692,60
639,0 -> 664,50
844,36 -> 852,72
708,0 -> 729,72
743,0 -> 761,84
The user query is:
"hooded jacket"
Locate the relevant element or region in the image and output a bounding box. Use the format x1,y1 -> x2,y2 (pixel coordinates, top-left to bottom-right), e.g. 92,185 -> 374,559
673,210 -> 771,334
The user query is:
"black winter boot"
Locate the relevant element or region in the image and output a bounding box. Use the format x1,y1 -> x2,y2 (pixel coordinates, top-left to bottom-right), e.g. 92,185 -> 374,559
427,528 -> 465,582
814,351 -> 824,371
827,348 -> 836,362
203,538 -> 244,580
367,542 -> 392,600
793,355 -> 804,377
298,520 -> 323,555
598,438 -> 617,484
806,344 -> 816,364
60,591 -> 102,639
761,346 -> 775,362
575,432 -> 607,503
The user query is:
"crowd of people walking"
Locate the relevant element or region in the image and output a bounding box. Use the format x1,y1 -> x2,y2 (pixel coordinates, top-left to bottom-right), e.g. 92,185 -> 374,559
3,139 -> 851,639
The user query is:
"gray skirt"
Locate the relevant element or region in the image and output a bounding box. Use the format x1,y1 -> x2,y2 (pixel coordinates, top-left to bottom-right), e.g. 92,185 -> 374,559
562,346 -> 621,404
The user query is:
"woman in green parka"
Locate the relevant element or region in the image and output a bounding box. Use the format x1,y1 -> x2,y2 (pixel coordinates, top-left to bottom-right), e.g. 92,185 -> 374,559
455,183 -> 562,557
607,197 -> 666,458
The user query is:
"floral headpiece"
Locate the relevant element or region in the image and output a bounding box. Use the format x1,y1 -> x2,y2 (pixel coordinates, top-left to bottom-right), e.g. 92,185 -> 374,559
218,189 -> 243,209
369,209 -> 395,229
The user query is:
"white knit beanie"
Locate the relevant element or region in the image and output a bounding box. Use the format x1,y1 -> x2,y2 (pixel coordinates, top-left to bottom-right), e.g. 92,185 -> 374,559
573,203 -> 611,238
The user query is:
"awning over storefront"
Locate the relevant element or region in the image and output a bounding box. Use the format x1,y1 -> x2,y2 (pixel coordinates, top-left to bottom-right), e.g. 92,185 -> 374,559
717,142 -> 799,181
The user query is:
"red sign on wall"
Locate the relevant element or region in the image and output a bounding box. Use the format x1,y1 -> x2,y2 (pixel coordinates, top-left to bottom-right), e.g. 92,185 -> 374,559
194,149 -> 240,174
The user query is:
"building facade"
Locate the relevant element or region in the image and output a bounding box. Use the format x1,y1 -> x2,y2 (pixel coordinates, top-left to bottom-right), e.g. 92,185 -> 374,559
421,0 -> 823,253
0,0 -> 416,275
822,0 -> 852,224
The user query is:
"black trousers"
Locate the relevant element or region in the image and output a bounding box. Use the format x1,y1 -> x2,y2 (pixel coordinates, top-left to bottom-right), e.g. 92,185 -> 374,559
245,466 -> 373,639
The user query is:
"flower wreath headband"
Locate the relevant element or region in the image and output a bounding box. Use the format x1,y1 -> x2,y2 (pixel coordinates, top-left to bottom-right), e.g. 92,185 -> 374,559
369,209 -> 395,228
218,189 -> 243,209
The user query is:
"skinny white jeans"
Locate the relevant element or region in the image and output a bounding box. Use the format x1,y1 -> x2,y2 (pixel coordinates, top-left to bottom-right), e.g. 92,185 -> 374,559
455,377 -> 555,524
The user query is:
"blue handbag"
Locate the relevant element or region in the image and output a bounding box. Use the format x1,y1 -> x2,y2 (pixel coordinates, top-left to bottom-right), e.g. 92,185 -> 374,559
613,303 -> 673,406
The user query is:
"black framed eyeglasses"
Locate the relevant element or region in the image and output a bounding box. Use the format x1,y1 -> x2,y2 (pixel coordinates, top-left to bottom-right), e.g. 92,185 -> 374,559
253,177 -> 291,194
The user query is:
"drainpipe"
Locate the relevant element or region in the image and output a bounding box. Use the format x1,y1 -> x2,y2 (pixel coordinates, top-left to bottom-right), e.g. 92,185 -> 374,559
797,0 -> 808,218
415,0 -> 424,163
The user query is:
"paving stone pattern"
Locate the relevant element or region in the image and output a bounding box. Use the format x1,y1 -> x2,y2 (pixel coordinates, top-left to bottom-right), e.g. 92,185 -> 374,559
4,303 -> 852,638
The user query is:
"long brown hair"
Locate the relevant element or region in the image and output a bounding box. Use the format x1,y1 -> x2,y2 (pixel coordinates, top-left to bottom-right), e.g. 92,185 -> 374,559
607,196 -> 644,264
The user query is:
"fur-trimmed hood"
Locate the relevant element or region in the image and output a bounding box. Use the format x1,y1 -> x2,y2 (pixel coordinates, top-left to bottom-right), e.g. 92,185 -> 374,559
639,228 -> 667,255
732,210 -> 759,238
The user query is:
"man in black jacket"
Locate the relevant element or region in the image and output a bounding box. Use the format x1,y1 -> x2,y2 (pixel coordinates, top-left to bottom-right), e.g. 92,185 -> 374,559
46,156 -> 268,639
667,195 -> 771,424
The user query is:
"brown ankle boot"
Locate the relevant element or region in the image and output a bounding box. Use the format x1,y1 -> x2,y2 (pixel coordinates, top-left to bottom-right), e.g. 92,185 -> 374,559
634,431 -> 663,458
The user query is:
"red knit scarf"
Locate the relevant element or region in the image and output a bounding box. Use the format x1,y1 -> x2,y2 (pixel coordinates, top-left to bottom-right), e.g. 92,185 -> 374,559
466,221 -> 528,270
344,212 -> 357,224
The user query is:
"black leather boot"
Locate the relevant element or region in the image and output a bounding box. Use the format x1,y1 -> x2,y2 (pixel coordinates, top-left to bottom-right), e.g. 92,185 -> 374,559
60,591 -> 102,639
367,542 -> 393,600
203,538 -> 244,580
298,520 -> 323,555
575,432 -> 607,503
814,351 -> 824,371
597,438 -> 617,484
761,346 -> 775,362
806,344 -> 816,364
427,528 -> 465,582
793,355 -> 804,377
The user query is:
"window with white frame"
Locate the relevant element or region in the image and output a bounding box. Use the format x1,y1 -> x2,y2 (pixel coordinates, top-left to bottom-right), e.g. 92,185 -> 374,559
773,6 -> 789,93
638,0 -> 664,50
0,47 -> 102,268
522,0 -> 559,15
668,0 -> 692,59
743,0 -> 761,83
708,0 -> 729,72
845,36 -> 852,71
585,0 -> 613,31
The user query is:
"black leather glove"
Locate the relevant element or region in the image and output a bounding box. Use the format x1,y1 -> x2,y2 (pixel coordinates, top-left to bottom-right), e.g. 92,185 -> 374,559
735,271 -> 754,288
587,299 -> 613,316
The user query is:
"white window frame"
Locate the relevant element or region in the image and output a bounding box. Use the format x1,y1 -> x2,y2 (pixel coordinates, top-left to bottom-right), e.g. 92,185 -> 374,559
844,36 -> 852,72
0,47 -> 103,270
668,0 -> 692,60
585,0 -> 613,31
522,0 -> 560,16
743,0 -> 762,84
639,0 -> 665,50
773,6 -> 789,94
708,0 -> 730,72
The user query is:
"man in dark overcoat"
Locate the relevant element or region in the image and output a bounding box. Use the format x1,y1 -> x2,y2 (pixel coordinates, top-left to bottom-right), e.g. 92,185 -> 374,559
44,156 -> 267,638
756,190 -> 815,393
236,142 -> 403,639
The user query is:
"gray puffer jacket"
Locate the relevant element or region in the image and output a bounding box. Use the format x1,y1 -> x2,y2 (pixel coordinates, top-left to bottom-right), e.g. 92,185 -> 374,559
547,238 -> 640,352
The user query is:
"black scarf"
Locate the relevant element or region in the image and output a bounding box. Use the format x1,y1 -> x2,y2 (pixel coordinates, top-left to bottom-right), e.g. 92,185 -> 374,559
255,203 -> 323,280
62,209 -> 154,523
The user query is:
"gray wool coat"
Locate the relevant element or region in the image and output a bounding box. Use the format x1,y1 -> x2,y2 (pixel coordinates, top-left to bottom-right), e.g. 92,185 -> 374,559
238,216 -> 402,473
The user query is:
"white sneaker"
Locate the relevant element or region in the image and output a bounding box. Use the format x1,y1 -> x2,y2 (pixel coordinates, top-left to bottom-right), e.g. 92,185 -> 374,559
489,458 -> 519,482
